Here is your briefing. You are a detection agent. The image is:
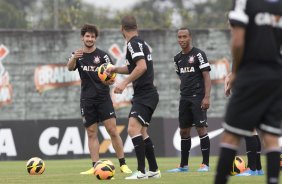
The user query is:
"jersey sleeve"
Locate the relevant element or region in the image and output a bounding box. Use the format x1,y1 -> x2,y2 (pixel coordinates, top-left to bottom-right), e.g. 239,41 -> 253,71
173,56 -> 180,76
228,0 -> 249,27
127,40 -> 145,64
196,51 -> 211,72
102,53 -> 114,64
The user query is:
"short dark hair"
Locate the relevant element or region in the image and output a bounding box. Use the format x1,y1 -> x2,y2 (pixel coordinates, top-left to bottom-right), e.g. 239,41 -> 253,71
178,27 -> 192,36
81,24 -> 99,37
121,15 -> 137,31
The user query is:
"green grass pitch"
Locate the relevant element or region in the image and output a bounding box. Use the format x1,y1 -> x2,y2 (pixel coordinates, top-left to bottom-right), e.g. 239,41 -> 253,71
0,156 -> 280,184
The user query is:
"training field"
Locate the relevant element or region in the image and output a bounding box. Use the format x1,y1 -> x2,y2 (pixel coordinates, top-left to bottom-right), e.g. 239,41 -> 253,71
0,156 -> 278,184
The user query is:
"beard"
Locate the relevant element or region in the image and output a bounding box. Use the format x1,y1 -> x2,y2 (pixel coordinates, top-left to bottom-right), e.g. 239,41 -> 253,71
84,42 -> 94,48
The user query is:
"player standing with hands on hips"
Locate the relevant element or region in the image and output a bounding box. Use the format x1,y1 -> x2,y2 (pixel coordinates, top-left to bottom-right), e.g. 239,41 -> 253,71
167,27 -> 211,172
214,0 -> 282,183
67,24 -> 132,175
106,15 -> 161,180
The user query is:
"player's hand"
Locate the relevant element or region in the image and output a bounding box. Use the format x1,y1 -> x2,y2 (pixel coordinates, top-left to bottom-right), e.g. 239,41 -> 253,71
105,66 -> 116,77
101,79 -> 115,86
73,49 -> 83,60
201,96 -> 210,110
224,73 -> 235,97
113,80 -> 127,94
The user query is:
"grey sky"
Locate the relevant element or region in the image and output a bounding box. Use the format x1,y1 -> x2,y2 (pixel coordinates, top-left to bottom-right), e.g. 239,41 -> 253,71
82,0 -> 139,10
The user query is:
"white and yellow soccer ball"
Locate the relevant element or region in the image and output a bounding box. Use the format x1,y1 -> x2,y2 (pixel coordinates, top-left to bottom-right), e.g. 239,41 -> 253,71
26,157 -> 45,175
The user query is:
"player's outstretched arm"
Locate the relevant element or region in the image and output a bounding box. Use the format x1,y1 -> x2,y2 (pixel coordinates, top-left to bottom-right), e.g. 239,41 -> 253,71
113,59 -> 147,94
106,65 -> 129,75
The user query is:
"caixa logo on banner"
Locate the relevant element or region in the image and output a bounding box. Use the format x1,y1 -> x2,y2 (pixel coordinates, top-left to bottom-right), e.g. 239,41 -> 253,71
0,123 -> 134,159
0,129 -> 17,156
38,126 -> 134,156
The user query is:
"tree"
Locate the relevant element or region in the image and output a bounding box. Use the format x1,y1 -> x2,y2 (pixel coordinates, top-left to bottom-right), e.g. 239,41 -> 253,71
0,0 -> 232,29
0,1 -> 27,28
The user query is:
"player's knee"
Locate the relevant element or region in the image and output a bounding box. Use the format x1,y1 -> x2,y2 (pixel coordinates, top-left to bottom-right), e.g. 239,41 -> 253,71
106,127 -> 118,137
196,126 -> 207,135
87,130 -> 98,139
262,133 -> 279,149
180,128 -> 190,137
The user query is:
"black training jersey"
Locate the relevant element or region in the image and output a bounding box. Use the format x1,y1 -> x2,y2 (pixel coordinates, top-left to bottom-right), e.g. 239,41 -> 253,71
229,0 -> 282,66
126,36 -> 157,96
174,47 -> 211,97
70,48 -> 113,101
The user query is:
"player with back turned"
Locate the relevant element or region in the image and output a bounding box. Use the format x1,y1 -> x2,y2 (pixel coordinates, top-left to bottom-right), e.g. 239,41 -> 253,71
214,0 -> 282,184
106,15 -> 161,180
225,73 -> 264,176
66,24 -> 132,175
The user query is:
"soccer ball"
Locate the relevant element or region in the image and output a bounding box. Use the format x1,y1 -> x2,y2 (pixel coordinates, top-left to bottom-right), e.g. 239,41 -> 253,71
26,157 -> 45,175
101,159 -> 115,175
98,63 -> 116,83
94,163 -> 115,180
94,159 -> 115,178
230,156 -> 246,175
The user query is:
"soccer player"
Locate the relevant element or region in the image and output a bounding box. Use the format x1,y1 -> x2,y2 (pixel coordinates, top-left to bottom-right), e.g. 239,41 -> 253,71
225,73 -> 264,176
66,24 -> 132,175
167,27 -> 211,172
106,15 -> 161,179
214,0 -> 282,183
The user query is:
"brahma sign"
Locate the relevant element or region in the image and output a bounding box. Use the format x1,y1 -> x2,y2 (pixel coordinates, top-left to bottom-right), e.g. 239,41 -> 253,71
34,64 -> 80,93
0,44 -> 12,108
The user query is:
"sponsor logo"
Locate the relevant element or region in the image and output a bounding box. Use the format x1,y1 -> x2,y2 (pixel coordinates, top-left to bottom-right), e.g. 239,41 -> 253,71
197,53 -> 205,65
39,125 -> 134,156
103,55 -> 111,63
0,128 -> 17,156
255,13 -> 282,28
0,44 -> 12,108
210,58 -> 230,84
138,42 -> 143,52
81,65 -> 97,72
180,66 -> 195,73
173,128 -> 224,150
34,64 -> 81,93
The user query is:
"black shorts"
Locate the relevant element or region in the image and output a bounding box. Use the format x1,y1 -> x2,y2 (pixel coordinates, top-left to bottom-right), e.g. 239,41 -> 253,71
178,97 -> 208,128
129,93 -> 159,127
224,79 -> 282,136
80,98 -> 116,128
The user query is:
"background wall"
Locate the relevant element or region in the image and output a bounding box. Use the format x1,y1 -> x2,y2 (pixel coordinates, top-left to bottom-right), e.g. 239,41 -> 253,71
0,117 -> 237,160
0,29 -> 231,120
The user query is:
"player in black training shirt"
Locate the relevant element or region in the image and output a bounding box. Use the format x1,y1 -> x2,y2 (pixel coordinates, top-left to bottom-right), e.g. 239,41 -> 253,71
225,73 -> 264,176
67,24 -> 132,175
214,0 -> 282,183
106,15 -> 160,180
167,28 -> 211,173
